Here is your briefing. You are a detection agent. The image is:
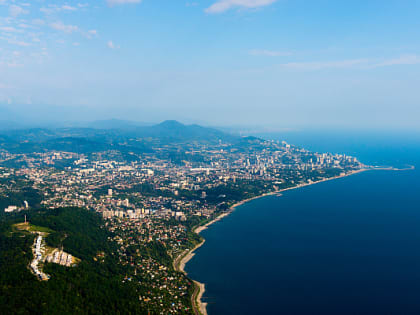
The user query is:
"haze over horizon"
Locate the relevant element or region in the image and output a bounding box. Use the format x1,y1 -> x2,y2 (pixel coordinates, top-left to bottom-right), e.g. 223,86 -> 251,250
1,0 -> 419,130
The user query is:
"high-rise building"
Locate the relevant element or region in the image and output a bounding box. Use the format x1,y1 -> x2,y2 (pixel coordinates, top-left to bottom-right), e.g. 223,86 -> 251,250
123,198 -> 130,207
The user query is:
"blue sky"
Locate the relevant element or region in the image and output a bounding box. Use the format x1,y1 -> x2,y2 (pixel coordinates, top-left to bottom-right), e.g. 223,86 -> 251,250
0,0 -> 419,129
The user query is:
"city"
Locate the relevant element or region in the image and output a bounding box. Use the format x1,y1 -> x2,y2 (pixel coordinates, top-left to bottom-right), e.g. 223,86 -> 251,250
0,124 -> 364,314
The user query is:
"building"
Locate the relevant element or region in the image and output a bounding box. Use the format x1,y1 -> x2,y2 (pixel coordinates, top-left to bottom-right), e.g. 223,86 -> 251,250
5,205 -> 18,212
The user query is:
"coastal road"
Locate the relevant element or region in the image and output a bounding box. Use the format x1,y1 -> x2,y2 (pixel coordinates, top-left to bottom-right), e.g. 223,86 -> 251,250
191,281 -> 201,315
173,246 -> 205,315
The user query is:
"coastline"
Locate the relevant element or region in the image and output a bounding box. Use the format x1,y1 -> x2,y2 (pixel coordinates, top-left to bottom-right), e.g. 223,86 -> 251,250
176,168 -> 367,315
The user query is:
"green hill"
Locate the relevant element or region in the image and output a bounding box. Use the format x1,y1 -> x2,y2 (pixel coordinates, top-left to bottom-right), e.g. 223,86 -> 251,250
0,208 -> 148,314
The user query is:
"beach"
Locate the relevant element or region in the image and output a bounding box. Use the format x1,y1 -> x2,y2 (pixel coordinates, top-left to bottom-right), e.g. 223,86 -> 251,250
175,168 -> 368,315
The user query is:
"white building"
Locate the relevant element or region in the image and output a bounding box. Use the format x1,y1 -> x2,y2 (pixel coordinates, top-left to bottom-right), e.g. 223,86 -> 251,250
5,205 -> 18,213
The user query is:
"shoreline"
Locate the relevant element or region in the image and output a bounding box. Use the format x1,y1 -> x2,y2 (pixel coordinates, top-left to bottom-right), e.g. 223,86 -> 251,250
176,168 -> 368,315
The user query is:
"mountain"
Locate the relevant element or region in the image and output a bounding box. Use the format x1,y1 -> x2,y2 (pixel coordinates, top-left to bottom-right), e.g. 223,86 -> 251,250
131,120 -> 238,142
82,119 -> 152,130
0,121 -> 25,130
0,120 -> 245,154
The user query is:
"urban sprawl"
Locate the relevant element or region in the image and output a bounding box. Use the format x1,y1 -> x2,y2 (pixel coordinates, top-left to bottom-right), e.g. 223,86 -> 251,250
0,137 -> 364,314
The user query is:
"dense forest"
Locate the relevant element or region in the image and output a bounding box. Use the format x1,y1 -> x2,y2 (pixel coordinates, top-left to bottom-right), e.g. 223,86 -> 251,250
0,208 -> 149,314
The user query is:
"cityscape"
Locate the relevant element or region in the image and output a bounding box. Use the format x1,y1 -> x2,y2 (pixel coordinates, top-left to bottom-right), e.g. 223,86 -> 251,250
0,122 -> 364,314
1,0 -> 418,314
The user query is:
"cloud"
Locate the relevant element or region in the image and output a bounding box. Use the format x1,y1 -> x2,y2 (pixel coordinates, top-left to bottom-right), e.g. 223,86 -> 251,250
4,61 -> 23,68
7,39 -> 32,47
40,7 -> 54,14
32,19 -> 45,26
107,40 -> 119,49
278,55 -> 420,71
205,0 -> 276,13
82,29 -> 98,39
50,21 -> 79,33
18,23 -> 32,29
0,83 -> 14,89
40,4 -> 78,14
0,26 -> 23,33
373,54 -> 420,67
61,5 -> 77,11
9,5 -> 29,17
249,49 -> 292,57
107,0 -> 142,5
281,59 -> 368,70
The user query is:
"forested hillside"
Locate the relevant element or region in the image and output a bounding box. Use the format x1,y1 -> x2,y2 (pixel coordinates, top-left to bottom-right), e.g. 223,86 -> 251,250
0,208 -> 148,314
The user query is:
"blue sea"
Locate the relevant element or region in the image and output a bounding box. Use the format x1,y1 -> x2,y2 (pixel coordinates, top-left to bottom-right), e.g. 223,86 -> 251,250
186,130 -> 420,315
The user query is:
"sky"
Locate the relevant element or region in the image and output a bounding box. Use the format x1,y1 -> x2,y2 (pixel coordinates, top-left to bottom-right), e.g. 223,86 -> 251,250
0,0 -> 419,129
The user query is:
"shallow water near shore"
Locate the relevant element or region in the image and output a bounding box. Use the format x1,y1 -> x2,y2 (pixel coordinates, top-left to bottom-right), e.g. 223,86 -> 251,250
185,131 -> 420,315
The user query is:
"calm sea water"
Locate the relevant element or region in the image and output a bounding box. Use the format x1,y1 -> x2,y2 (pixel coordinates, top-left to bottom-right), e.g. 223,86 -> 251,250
186,131 -> 420,315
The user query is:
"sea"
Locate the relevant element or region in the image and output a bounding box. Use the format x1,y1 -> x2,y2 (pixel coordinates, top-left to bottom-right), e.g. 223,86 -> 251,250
185,130 -> 420,315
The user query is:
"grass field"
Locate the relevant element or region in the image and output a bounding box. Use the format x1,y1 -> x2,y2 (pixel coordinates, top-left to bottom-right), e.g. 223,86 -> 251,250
13,222 -> 54,234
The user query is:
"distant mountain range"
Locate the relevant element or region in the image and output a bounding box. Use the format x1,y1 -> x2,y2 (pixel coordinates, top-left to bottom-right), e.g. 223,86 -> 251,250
0,119 -> 238,140
0,120 -> 251,154
131,120 -> 238,142
77,119 -> 153,130
0,118 -> 151,131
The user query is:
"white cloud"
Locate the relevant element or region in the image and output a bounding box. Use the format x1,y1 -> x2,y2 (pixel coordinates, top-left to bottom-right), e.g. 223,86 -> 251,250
50,21 -> 79,33
0,26 -> 23,33
107,40 -> 119,49
373,54 -> 420,67
32,19 -> 45,26
5,61 -> 23,67
61,5 -> 77,11
107,0 -> 142,5
0,36 -> 31,46
249,49 -> 292,57
18,23 -> 31,29
40,7 -> 54,14
40,4 -> 78,14
205,0 -> 276,13
81,29 -> 98,39
278,55 -> 420,71
8,39 -> 32,47
281,59 -> 368,70
0,83 -> 14,89
9,5 -> 29,17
